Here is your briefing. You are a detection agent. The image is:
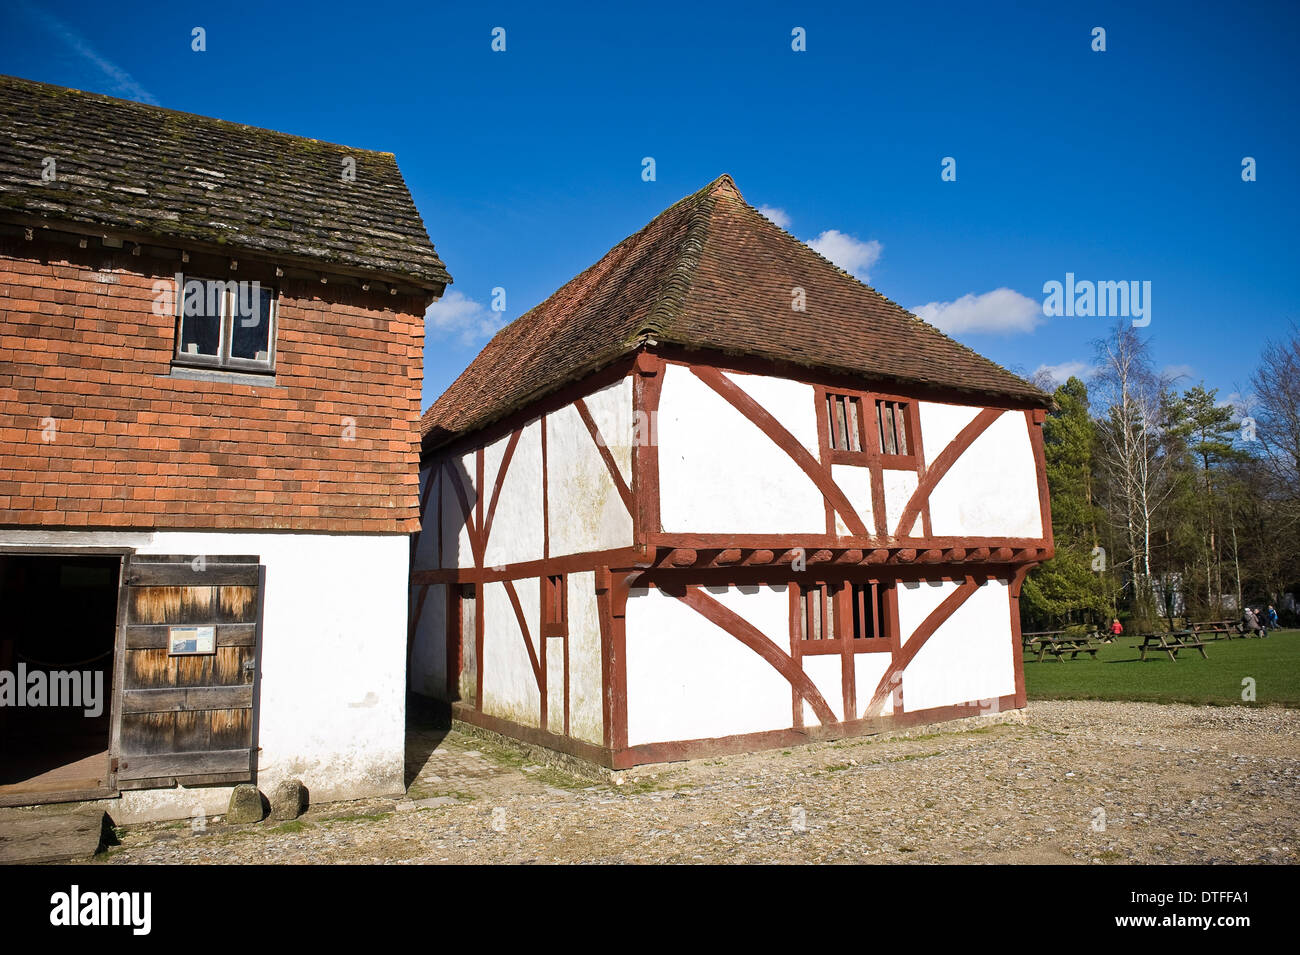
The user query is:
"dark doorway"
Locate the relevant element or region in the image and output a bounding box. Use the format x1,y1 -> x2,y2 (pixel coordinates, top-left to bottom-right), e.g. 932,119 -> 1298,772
0,553 -> 120,801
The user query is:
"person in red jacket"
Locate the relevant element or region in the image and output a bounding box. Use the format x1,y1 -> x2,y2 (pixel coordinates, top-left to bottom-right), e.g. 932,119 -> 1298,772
1110,618 -> 1123,637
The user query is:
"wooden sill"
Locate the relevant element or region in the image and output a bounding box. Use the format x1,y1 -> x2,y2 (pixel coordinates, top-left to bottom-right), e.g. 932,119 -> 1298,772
167,364 -> 278,387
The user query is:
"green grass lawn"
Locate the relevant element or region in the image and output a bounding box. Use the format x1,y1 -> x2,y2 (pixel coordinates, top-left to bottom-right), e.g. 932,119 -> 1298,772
1023,628 -> 1300,706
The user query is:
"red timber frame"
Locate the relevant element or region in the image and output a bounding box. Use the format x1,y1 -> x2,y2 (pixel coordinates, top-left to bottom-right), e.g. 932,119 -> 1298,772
408,345 -> 1051,770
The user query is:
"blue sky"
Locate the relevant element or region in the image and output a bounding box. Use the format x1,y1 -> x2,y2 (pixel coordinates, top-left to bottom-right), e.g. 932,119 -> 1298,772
3,0 -> 1297,414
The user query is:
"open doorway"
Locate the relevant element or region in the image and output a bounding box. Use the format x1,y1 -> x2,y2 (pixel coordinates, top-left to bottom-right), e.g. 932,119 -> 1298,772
0,553 -> 120,802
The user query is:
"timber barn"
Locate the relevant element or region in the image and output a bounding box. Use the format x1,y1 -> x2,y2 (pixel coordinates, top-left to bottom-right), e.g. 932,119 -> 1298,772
411,174 -> 1053,768
0,75 -> 450,819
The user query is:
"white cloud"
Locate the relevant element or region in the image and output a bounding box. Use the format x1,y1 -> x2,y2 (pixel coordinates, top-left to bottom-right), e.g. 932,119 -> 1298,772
1162,363 -> 1196,382
1221,391 -> 1255,415
29,9 -> 159,105
911,287 -> 1042,335
1033,360 -> 1096,386
806,230 -> 883,281
425,290 -> 504,346
757,205 -> 792,229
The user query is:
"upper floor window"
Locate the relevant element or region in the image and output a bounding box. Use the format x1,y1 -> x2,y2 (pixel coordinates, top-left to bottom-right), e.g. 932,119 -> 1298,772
826,392 -> 867,457
174,276 -> 277,373
875,399 -> 912,458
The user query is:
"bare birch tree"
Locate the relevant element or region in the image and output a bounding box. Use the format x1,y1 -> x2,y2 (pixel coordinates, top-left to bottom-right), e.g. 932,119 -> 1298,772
1091,322 -> 1179,623
1249,324 -> 1300,503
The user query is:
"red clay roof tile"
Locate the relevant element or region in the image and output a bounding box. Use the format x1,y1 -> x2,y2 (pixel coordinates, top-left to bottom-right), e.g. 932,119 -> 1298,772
423,174 -> 1047,447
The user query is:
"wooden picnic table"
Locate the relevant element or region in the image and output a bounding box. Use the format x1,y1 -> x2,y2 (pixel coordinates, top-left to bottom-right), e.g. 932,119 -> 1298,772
1136,630 -> 1208,662
1022,629 -> 1066,650
1189,619 -> 1237,640
1028,631 -> 1101,662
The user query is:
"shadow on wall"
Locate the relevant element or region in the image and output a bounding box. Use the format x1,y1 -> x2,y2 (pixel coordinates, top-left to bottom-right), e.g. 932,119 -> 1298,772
406,455 -> 477,716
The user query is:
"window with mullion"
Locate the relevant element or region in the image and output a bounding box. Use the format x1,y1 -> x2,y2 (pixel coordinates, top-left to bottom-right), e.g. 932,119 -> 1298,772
875,398 -> 914,460
174,276 -> 276,373
825,391 -> 868,462
798,581 -> 892,652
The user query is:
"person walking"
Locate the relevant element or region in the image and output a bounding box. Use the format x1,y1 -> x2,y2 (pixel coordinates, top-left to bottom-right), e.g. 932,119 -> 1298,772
1267,605 -> 1279,630
1110,618 -> 1123,638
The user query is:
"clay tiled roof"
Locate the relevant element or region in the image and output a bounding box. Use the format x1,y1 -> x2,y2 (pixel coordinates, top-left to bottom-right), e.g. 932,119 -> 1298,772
423,174 -> 1047,448
0,74 -> 450,289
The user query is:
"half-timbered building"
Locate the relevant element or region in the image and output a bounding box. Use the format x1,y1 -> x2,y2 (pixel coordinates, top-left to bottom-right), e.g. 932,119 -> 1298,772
412,174 -> 1052,768
0,76 -> 450,819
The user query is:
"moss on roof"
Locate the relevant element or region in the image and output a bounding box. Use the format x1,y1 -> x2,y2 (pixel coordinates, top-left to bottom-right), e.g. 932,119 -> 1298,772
0,74 -> 451,288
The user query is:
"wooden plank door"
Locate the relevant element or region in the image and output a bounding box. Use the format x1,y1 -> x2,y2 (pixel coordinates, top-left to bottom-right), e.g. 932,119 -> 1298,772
113,554 -> 263,789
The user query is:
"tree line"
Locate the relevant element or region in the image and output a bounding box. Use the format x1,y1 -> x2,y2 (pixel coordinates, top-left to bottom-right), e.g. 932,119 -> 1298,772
1022,322 -> 1300,631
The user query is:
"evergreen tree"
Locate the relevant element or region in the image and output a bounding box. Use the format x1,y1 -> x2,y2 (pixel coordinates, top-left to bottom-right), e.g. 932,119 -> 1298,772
1023,377 -> 1117,627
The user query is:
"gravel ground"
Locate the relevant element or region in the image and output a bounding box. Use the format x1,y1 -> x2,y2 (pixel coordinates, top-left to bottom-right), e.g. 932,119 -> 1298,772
96,700 -> 1299,864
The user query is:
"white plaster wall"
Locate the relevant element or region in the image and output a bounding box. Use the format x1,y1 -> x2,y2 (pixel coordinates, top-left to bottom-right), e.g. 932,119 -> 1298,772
566,570 -> 604,745
545,637 -> 565,735
918,402 -> 980,461
586,376 -> 634,489
412,466 -> 440,570
897,579 -> 960,645
801,654 -> 843,725
625,585 -> 793,745
883,468 -> 920,537
133,531 -> 410,806
927,411 -> 1042,539
547,401 -> 634,557
0,528 -> 411,821
902,579 -> 1015,711
439,452 -> 477,568
481,579 -> 542,727
725,371 -> 820,455
700,582 -> 790,640
831,464 -> 873,536
659,365 -> 823,534
409,582 -> 447,699
483,417 -> 544,568
854,652 -> 894,717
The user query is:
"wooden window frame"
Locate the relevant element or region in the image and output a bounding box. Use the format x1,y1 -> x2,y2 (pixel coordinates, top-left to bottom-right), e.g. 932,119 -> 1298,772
796,580 -> 893,654
873,394 -> 919,467
816,386 -> 921,470
822,391 -> 870,464
172,275 -> 279,375
541,573 -> 568,638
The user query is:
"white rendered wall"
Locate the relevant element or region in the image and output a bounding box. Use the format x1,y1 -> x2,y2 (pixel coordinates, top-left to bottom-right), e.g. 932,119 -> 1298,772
547,377 -> 634,557
801,654 -> 843,725
882,468 -> 920,537
659,366 -> 823,534
831,464 -> 874,535
923,407 -> 1042,539
441,451 -> 477,568
481,578 -> 542,727
426,377 -> 633,572
0,528 -> 410,821
585,376 -> 634,489
854,652 -> 894,718
625,584 -> 793,745
897,579 -> 960,646
566,570 -> 604,745
918,402 -> 980,461
483,417 -> 545,567
413,465 -> 440,570
900,579 -> 1015,711
409,582 -> 447,699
